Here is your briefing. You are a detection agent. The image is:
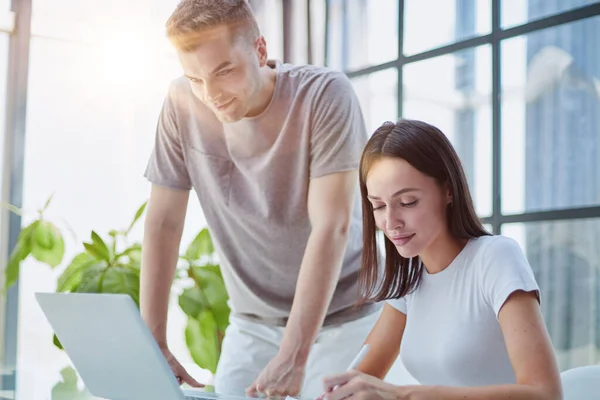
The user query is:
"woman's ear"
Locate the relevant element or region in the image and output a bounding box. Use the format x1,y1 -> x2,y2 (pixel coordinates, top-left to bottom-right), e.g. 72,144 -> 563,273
445,183 -> 453,205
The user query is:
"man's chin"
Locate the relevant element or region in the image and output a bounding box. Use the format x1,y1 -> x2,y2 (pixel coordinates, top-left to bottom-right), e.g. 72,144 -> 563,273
214,109 -> 243,123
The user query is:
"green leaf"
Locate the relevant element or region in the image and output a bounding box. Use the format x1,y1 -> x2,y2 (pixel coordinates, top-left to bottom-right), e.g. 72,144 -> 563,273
73,263 -> 107,293
31,220 -> 65,267
127,201 -> 147,234
178,286 -> 210,319
185,310 -> 219,373
189,265 -> 230,332
3,221 -> 38,294
98,266 -> 140,307
0,201 -> 23,216
72,262 -> 140,307
50,366 -> 92,400
53,333 -> 63,350
185,229 -> 214,261
83,231 -> 110,262
56,252 -> 96,292
91,231 -> 111,259
42,193 -> 54,213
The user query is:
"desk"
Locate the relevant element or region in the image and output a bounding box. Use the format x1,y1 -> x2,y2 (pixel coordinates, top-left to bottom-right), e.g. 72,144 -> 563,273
0,365 -> 300,400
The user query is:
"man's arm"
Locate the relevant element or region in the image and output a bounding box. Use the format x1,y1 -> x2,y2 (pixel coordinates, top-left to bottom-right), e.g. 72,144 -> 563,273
246,170 -> 357,397
279,170 -> 357,362
140,184 -> 190,347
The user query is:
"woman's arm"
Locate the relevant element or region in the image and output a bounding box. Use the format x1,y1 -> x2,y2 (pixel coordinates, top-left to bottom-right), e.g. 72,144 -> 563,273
356,303 -> 406,379
323,291 -> 562,400
400,290 -> 562,400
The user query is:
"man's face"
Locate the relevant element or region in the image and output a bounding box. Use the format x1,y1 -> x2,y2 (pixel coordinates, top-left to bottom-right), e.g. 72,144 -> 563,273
177,24 -> 265,123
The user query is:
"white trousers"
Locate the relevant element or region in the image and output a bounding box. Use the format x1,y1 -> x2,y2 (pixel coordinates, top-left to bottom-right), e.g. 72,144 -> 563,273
213,311 -> 379,399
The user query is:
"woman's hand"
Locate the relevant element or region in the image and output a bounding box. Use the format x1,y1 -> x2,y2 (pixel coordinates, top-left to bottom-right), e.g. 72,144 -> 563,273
320,370 -> 409,400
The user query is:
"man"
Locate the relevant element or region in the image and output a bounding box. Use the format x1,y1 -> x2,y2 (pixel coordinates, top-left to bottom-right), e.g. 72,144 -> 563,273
140,0 -> 380,398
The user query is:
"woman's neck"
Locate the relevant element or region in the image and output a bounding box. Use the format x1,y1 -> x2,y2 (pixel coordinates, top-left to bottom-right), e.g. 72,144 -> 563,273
419,232 -> 468,274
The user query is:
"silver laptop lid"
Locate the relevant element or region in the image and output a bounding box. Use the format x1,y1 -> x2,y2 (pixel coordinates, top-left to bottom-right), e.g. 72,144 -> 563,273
35,292 -> 184,400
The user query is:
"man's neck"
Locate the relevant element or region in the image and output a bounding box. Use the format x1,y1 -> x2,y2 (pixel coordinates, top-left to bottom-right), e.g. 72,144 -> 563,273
246,63 -> 277,118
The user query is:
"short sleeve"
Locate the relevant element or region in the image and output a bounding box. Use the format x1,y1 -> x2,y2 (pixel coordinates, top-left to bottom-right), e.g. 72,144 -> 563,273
309,72 -> 368,179
144,83 -> 192,190
387,297 -> 407,315
480,236 -> 540,319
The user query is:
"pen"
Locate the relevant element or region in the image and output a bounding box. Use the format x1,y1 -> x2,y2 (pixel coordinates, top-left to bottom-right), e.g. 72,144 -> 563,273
325,344 -> 370,396
345,344 -> 370,372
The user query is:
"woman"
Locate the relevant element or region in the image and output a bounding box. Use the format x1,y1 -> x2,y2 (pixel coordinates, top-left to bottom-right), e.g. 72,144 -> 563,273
320,119 -> 562,400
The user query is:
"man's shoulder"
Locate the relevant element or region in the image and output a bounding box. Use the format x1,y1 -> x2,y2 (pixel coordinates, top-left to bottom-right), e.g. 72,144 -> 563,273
278,61 -> 350,92
165,75 -> 194,99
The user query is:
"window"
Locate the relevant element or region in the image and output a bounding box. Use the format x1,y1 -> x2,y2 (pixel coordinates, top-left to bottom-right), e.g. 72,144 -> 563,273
327,0 -> 398,71
403,45 -> 492,217
326,0 -> 600,377
503,219 -> 600,370
14,2 -> 203,398
11,1 -> 287,397
501,16 -> 600,214
502,0 -> 599,28
0,32 -> 9,380
404,0 -> 491,55
350,68 -> 398,135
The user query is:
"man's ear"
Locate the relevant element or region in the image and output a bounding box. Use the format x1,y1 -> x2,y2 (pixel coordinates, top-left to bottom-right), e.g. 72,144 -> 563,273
255,35 -> 268,66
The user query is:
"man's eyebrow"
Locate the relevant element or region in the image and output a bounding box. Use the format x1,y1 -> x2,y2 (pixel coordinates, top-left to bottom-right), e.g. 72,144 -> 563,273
211,61 -> 233,74
184,62 -> 233,81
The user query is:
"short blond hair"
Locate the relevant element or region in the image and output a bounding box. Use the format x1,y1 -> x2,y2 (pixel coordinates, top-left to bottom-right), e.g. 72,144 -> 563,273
166,0 -> 261,52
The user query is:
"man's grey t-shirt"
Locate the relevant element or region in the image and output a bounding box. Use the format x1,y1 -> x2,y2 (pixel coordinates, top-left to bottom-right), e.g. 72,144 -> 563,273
145,60 -> 377,326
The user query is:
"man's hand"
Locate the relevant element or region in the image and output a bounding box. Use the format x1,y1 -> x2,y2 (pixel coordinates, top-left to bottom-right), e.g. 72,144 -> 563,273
245,353 -> 305,398
161,346 -> 204,388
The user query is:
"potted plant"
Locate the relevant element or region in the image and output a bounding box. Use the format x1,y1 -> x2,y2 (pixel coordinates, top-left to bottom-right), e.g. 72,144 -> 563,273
2,195 -> 230,376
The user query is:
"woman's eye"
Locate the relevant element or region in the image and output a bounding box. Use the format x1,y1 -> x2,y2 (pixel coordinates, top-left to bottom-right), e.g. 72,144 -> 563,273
401,200 -> 418,207
372,204 -> 385,211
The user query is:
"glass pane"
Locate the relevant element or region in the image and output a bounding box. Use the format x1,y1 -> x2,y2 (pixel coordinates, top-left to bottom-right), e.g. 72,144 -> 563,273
15,34 -> 207,399
404,0 -> 491,55
403,45 -> 492,217
32,0 -> 180,24
0,33 -> 7,171
501,16 -> 600,214
327,0 -> 398,71
0,34 -> 7,330
351,68 -> 398,136
253,0 -> 284,62
502,0 -> 599,28
502,219 -> 600,370
1,0 -> 9,11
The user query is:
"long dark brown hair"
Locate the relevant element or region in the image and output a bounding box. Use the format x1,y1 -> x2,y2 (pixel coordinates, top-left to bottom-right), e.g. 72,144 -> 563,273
358,119 -> 490,304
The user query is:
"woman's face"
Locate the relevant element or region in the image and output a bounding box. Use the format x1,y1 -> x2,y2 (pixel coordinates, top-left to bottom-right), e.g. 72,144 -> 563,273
365,157 -> 451,258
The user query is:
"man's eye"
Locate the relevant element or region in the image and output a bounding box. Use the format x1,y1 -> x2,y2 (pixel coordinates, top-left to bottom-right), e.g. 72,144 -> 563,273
217,69 -> 232,77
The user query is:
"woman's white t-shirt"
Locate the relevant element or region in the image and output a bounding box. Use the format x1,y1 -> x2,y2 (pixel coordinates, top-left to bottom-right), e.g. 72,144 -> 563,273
387,235 -> 540,387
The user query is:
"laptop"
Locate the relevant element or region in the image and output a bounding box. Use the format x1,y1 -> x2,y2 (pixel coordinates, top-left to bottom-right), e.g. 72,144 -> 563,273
35,292 -> 253,400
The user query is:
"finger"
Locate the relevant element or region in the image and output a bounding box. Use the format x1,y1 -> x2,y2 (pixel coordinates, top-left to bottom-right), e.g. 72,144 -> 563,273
326,378 -> 363,400
264,386 -> 284,398
178,368 -> 204,388
245,382 -> 260,397
322,371 -> 357,392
